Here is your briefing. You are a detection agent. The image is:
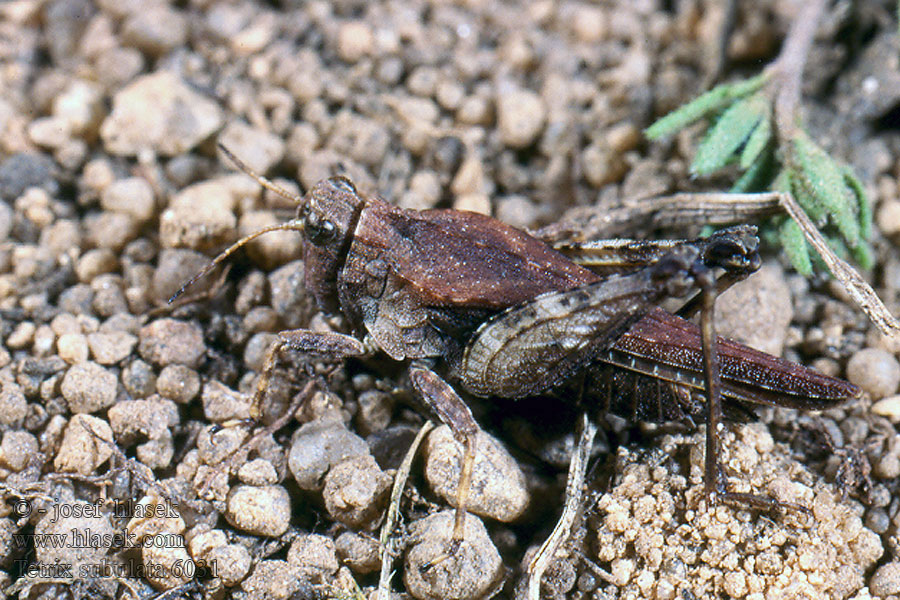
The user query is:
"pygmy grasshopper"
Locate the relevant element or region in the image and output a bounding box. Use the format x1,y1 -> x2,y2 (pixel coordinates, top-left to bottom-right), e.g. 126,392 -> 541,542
174,145 -> 860,563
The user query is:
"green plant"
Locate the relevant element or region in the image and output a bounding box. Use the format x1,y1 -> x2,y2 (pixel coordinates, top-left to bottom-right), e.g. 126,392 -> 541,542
646,74 -> 872,276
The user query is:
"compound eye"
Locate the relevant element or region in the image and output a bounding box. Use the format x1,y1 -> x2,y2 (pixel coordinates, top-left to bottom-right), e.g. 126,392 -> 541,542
305,213 -> 335,246
330,176 -> 357,195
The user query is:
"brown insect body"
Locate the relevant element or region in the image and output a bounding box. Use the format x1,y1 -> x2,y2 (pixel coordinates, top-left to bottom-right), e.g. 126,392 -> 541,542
182,146 -> 862,572
310,178 -> 597,363
300,176 -> 857,419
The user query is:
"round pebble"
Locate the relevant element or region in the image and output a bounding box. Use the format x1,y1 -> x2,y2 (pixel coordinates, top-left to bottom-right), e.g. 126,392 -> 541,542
225,484 -> 292,537
715,263 -> 793,356
54,414 -> 113,475
335,531 -> 381,574
288,418 -> 369,490
241,560 -> 305,599
100,177 -> 155,223
122,359 -> 157,398
57,332 -> 89,364
87,331 -> 137,365
337,21 -> 374,62
871,561 -> 900,596
0,430 -> 38,472
871,395 -> 900,422
159,179 -> 237,252
846,347 -> 900,399
61,361 -> 117,413
497,87 -> 546,148
142,539 -> 193,590
138,318 -> 206,368
424,426 -> 530,523
404,511 -> 503,600
156,364 -> 201,404
217,121 -> 285,175
121,5 -> 189,56
0,385 -> 27,426
322,454 -> 391,529
100,71 -> 224,157
287,534 -> 340,582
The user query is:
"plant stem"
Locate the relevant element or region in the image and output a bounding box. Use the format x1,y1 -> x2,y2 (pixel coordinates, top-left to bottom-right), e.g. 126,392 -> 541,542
770,0 -> 828,138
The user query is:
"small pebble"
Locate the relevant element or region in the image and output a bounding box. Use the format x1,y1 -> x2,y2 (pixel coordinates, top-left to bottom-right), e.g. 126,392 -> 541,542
34,501 -> 114,572
0,153 -> 58,202
6,322 -> 35,350
138,318 -> 206,368
243,306 -> 279,333
54,414 -> 113,475
188,528 -> 252,585
871,395 -> 900,422
75,248 -> 118,282
108,397 -> 179,442
206,543 -> 251,586
404,511 -> 503,600
100,71 -> 224,157
337,21 -> 374,62
335,531 -> 381,574
159,179 -> 237,252
287,534 -> 340,583
242,332 -> 277,373
122,359 -> 157,398
356,389 -> 393,435
217,121 -> 285,175
0,430 -> 39,472
142,540 -> 193,590
241,561 -> 305,599
237,458 -> 278,486
322,454 -> 391,529
846,347 -> 900,399
288,418 -> 370,490
225,484 -> 291,537
31,324 -> 54,357
876,200 -> 900,237
715,263 -> 793,356
871,561 -> 900,596
0,385 -> 27,426
83,212 -> 139,251
87,331 -> 137,365
202,380 -> 252,422
238,211 -> 302,270
156,364 -> 200,404
497,87 -> 546,148
425,425 -> 530,523
269,260 -> 314,329
197,425 -> 248,469
61,361 -> 117,413
121,5 -> 189,56
151,248 -> 212,305
100,177 -> 155,223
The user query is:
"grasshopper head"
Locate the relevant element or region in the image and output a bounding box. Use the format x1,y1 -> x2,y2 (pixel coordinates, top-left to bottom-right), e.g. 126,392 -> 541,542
169,146 -> 364,313
300,176 -> 365,313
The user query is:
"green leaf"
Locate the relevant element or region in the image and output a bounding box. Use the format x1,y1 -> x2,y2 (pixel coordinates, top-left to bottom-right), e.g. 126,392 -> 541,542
841,164 -> 872,240
739,113 -> 771,169
779,217 -> 813,276
788,165 -> 827,224
690,93 -> 769,176
731,143 -> 776,192
645,73 -> 768,140
791,132 -> 860,248
850,239 -> 874,270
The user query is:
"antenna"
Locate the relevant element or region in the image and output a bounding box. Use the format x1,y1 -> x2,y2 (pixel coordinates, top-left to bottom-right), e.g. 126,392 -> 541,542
168,145 -> 306,303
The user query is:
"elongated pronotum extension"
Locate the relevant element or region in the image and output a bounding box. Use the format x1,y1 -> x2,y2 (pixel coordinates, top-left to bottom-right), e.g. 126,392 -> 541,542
167,144 -> 306,303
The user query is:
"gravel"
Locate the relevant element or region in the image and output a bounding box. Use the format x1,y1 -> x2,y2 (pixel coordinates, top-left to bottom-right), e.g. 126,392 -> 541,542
0,1 -> 896,597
